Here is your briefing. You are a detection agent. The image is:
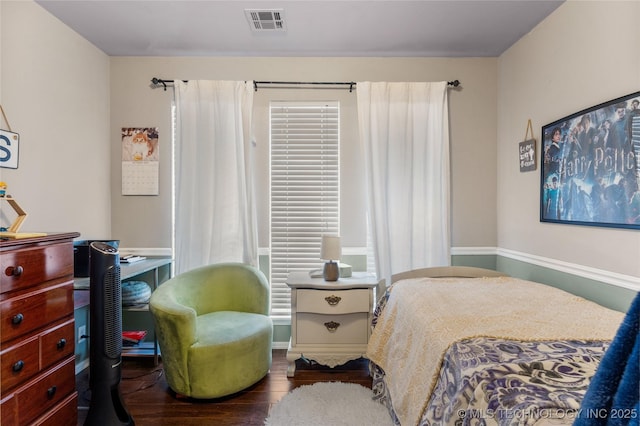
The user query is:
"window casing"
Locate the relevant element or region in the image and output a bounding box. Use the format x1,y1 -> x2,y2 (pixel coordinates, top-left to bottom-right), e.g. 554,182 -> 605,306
270,101 -> 340,318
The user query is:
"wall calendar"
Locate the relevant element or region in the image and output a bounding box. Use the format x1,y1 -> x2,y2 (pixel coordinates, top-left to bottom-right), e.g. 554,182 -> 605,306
121,127 -> 159,195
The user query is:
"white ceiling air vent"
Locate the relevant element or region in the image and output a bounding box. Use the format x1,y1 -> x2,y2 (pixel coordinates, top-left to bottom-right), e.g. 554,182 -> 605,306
245,9 -> 286,32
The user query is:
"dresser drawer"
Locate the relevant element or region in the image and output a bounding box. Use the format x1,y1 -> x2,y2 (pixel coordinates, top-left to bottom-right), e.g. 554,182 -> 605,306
40,319 -> 75,370
14,356 -> 76,426
1,335 -> 40,392
0,393 -> 17,425
1,282 -> 74,344
33,392 -> 78,426
297,289 -> 370,314
0,364 -> 78,426
0,242 -> 73,294
297,312 -> 369,344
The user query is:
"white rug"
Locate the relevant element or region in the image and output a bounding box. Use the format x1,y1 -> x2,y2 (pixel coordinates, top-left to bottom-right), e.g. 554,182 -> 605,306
265,381 -> 392,426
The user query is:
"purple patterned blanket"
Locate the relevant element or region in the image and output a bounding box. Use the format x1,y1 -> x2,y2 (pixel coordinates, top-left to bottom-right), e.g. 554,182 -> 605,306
371,338 -> 610,425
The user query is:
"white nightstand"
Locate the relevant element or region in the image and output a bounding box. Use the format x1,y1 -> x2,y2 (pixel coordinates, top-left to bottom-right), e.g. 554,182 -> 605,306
285,271 -> 379,377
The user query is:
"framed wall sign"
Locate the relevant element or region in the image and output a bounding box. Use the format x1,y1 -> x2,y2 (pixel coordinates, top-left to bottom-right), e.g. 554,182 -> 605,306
519,120 -> 536,172
540,91 -> 640,229
519,139 -> 536,172
0,129 -> 20,169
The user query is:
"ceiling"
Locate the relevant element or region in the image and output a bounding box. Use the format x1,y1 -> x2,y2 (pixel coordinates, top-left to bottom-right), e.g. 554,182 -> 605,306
35,0 -> 564,57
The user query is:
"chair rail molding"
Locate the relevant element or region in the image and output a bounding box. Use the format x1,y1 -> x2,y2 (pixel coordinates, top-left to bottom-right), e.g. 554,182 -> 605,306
496,247 -> 640,292
451,246 -> 497,255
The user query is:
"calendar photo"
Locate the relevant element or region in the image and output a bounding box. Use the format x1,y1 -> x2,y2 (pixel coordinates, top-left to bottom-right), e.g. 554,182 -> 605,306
122,127 -> 159,195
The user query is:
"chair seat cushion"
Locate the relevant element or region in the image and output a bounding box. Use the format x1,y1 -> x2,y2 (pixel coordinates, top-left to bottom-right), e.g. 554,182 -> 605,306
187,311 -> 273,398
195,311 -> 272,346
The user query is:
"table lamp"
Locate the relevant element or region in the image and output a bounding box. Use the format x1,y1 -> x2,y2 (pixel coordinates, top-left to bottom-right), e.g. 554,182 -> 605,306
320,235 -> 341,281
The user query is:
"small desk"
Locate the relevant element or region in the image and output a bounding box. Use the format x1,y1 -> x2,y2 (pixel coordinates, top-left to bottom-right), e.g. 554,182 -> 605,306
74,257 -> 172,291
285,271 -> 378,377
74,257 -> 172,365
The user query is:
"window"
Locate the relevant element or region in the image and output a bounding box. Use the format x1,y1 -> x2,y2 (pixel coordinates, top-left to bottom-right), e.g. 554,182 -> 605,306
270,101 -> 340,318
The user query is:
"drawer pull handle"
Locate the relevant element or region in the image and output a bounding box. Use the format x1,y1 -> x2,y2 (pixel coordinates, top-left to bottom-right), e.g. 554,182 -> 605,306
57,338 -> 67,350
47,385 -> 57,398
5,265 -> 24,277
12,313 -> 24,325
324,321 -> 340,332
12,360 -> 24,372
324,295 -> 342,306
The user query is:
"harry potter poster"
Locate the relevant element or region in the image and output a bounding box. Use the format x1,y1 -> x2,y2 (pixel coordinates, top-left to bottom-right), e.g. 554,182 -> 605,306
541,91 -> 640,229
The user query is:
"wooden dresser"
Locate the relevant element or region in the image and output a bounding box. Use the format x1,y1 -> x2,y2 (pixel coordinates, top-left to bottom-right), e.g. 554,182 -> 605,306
0,232 -> 79,425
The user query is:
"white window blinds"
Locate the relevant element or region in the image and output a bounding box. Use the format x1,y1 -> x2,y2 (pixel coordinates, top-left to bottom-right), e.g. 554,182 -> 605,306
270,101 -> 340,317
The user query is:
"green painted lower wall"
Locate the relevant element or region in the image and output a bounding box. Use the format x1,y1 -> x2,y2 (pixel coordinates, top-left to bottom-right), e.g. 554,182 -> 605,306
451,254 -> 497,270
495,256 -> 635,313
273,324 -> 292,346
450,254 -> 635,312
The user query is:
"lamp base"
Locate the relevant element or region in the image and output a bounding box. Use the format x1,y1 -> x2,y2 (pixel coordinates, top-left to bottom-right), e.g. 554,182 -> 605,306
323,261 -> 339,281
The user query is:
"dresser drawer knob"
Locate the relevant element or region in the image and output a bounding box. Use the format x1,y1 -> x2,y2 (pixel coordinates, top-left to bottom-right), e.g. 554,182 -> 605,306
324,321 -> 340,332
5,265 -> 24,277
57,338 -> 67,350
11,313 -> 24,325
324,295 -> 342,306
12,360 -> 24,372
47,385 -> 57,398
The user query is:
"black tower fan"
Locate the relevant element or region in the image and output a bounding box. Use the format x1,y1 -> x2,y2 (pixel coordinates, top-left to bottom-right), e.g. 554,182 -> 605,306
85,242 -> 134,426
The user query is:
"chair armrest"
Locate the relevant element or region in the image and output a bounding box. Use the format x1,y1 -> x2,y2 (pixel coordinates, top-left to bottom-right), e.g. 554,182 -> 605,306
149,283 -> 197,394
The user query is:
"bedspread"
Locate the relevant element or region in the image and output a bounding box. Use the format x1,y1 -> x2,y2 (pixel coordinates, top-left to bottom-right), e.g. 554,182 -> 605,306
365,277 -> 625,426
373,337 -> 611,425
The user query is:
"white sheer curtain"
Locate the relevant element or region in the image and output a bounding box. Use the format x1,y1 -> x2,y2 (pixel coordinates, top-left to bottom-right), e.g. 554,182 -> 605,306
173,80 -> 257,274
357,81 -> 451,288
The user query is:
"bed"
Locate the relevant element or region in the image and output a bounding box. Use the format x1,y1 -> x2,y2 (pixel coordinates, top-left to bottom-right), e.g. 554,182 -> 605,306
366,266 -> 626,426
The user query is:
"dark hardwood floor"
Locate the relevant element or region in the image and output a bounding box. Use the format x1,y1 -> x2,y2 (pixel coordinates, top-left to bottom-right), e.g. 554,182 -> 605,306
77,349 -> 372,425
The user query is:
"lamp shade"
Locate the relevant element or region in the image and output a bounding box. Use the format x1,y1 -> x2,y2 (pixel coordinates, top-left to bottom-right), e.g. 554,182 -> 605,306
320,235 -> 341,261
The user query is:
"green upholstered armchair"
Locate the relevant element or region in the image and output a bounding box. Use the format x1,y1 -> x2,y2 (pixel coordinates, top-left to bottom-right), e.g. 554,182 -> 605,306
149,263 -> 273,399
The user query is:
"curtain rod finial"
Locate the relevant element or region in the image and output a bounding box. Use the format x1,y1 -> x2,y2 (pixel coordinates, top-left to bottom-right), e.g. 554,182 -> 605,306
151,77 -> 167,91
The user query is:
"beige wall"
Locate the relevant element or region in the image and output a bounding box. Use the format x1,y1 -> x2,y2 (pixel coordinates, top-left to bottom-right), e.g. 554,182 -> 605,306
0,1 -> 111,239
497,0 -> 640,278
110,57 -> 498,250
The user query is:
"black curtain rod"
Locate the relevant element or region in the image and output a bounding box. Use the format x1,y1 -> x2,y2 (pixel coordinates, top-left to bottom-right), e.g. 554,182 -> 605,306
150,78 -> 460,92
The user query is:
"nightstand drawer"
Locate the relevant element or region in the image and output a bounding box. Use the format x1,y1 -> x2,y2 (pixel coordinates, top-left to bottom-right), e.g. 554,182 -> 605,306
297,313 -> 368,344
297,289 -> 369,314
